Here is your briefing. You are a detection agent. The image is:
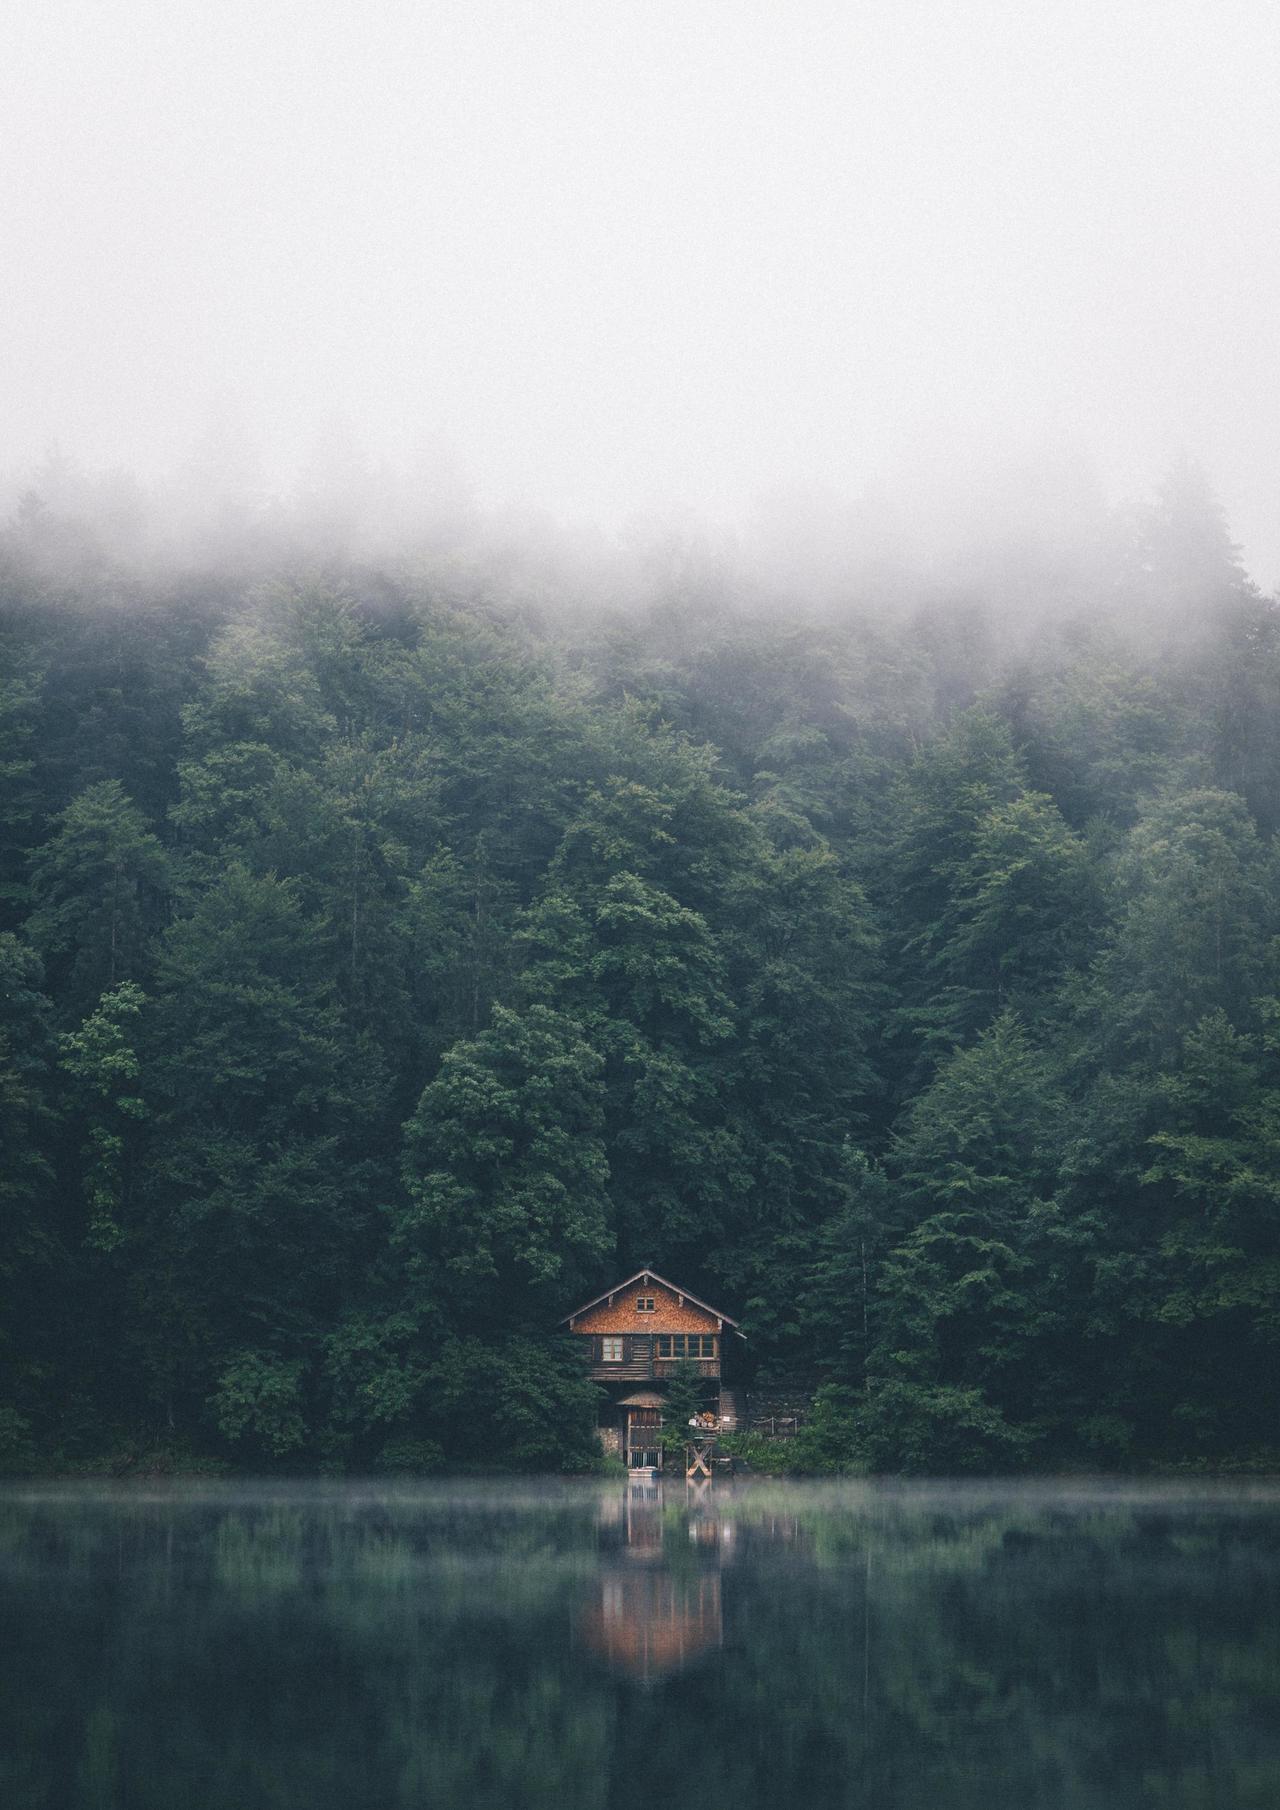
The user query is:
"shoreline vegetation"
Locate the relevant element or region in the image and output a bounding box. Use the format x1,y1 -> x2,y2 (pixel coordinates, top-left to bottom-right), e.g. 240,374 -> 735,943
3,463 -> 1280,1479
5,1441 -> 1280,1483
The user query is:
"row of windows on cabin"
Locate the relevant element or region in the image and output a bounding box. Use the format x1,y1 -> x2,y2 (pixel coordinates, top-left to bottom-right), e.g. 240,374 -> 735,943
658,1334 -> 717,1357
597,1334 -> 717,1361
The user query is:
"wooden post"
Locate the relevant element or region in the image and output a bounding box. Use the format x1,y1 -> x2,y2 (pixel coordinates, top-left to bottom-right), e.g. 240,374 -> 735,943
685,1441 -> 712,1481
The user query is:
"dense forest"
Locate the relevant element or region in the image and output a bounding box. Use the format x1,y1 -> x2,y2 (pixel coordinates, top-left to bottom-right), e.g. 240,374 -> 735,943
2,457 -> 1278,1473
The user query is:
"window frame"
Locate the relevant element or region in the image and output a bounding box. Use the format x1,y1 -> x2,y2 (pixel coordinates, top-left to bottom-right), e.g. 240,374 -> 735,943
655,1333 -> 718,1359
600,1335 -> 624,1363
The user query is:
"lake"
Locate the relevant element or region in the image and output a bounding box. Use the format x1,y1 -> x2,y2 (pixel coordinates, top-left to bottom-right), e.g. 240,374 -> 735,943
2,1477 -> 1278,1808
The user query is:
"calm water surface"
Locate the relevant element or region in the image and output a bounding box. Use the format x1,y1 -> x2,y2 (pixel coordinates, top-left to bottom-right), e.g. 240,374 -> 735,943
3,1477 -> 1278,1808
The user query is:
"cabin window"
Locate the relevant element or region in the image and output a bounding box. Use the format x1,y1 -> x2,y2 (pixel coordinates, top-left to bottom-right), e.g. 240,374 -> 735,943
655,1334 -> 718,1359
601,1336 -> 624,1362
635,1296 -> 655,1312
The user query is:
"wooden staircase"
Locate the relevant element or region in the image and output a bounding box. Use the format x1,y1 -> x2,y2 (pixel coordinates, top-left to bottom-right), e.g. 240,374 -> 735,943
717,1386 -> 743,1430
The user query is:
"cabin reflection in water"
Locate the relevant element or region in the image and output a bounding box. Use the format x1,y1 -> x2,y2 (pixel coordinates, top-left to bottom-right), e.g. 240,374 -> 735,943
579,1481 -> 731,1684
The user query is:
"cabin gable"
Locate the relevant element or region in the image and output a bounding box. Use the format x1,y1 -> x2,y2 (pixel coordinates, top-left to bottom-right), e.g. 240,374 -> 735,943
572,1277 -> 720,1337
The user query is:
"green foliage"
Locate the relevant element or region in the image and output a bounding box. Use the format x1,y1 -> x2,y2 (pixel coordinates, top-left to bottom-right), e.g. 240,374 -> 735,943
518,756 -> 756,1270
800,1147 -> 901,1388
856,1381 -> 1034,1473
213,1351 -> 307,1457
323,1310 -> 431,1440
943,791 -> 1099,1021
0,1405 -> 34,1469
719,1389 -> 864,1474
4,476 -> 1280,1473
374,1435 -> 444,1474
418,1335 -> 604,1472
399,1004 -> 612,1311
1091,787 -> 1274,1060
27,779 -> 168,1019
716,1430 -> 798,1474
894,1013 -> 1065,1220
657,1358 -> 708,1451
0,933 -> 56,1254
0,648 -> 43,922
59,982 -> 148,1251
0,934 -> 59,1431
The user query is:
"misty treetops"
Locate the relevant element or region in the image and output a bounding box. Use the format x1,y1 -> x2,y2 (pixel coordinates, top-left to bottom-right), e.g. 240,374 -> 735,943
2,463 -> 1279,1472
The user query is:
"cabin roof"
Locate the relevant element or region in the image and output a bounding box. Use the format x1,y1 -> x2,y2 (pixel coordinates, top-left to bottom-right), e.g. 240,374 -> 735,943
560,1268 -> 742,1333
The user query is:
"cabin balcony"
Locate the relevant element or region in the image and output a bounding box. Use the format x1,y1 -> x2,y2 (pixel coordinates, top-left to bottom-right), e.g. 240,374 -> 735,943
587,1360 -> 657,1382
586,1358 -> 721,1383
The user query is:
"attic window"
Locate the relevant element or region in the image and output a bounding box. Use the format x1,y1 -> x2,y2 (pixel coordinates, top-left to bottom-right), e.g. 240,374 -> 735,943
636,1296 -> 656,1312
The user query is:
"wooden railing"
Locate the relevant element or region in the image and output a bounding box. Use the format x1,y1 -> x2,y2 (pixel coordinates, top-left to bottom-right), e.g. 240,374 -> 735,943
584,1356 -> 720,1382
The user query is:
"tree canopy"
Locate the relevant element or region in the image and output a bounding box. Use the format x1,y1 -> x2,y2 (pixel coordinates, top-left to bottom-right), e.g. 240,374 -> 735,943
2,467 -> 1279,1472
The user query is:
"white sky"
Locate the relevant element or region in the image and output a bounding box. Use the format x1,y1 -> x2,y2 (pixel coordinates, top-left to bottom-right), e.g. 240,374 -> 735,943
2,1 -> 1279,582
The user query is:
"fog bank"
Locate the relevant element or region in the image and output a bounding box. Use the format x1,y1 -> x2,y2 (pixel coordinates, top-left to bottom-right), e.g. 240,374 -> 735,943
3,2 -> 1278,583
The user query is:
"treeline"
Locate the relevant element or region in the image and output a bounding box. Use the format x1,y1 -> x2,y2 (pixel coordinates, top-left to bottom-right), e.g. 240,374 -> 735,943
1,462 -> 1278,1472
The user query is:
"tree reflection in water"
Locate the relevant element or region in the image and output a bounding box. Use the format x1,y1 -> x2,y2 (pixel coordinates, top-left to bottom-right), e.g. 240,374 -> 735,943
1,1478 -> 1278,1809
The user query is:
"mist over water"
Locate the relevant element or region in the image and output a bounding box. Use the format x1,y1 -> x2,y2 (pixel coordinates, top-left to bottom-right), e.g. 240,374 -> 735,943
3,1477 -> 1279,1809
3,2 -> 1279,585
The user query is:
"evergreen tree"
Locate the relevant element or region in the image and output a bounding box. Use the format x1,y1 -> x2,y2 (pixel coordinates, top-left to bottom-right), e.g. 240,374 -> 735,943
399,1004 -> 613,1320
0,935 -> 59,1446
2,472 -> 1278,1473
26,780 -> 169,1019
132,863 -> 385,1432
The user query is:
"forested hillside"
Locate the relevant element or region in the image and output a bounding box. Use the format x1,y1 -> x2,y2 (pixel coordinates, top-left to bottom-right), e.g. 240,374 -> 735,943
3,463 -> 1279,1473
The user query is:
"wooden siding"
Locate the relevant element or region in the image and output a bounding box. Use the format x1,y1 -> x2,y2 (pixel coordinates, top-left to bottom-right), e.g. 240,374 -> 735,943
582,1329 -> 719,1383
572,1278 -> 721,1336
587,1357 -> 720,1382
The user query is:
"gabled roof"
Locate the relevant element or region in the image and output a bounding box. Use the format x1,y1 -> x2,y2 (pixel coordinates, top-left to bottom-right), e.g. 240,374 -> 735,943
560,1268 -> 743,1333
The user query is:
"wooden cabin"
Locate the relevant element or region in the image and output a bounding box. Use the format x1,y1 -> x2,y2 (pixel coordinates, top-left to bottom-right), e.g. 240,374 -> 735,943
560,1268 -> 743,1469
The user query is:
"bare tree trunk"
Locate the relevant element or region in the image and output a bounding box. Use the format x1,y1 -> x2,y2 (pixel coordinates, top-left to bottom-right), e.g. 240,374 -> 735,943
109,857 -> 120,987
861,1238 -> 871,1397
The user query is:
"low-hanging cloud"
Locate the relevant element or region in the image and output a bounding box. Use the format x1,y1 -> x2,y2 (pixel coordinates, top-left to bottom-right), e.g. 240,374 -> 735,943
2,0 -> 1278,584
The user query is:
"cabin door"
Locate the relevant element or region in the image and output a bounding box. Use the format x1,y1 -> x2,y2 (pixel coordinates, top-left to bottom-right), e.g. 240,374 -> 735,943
627,1408 -> 662,1471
